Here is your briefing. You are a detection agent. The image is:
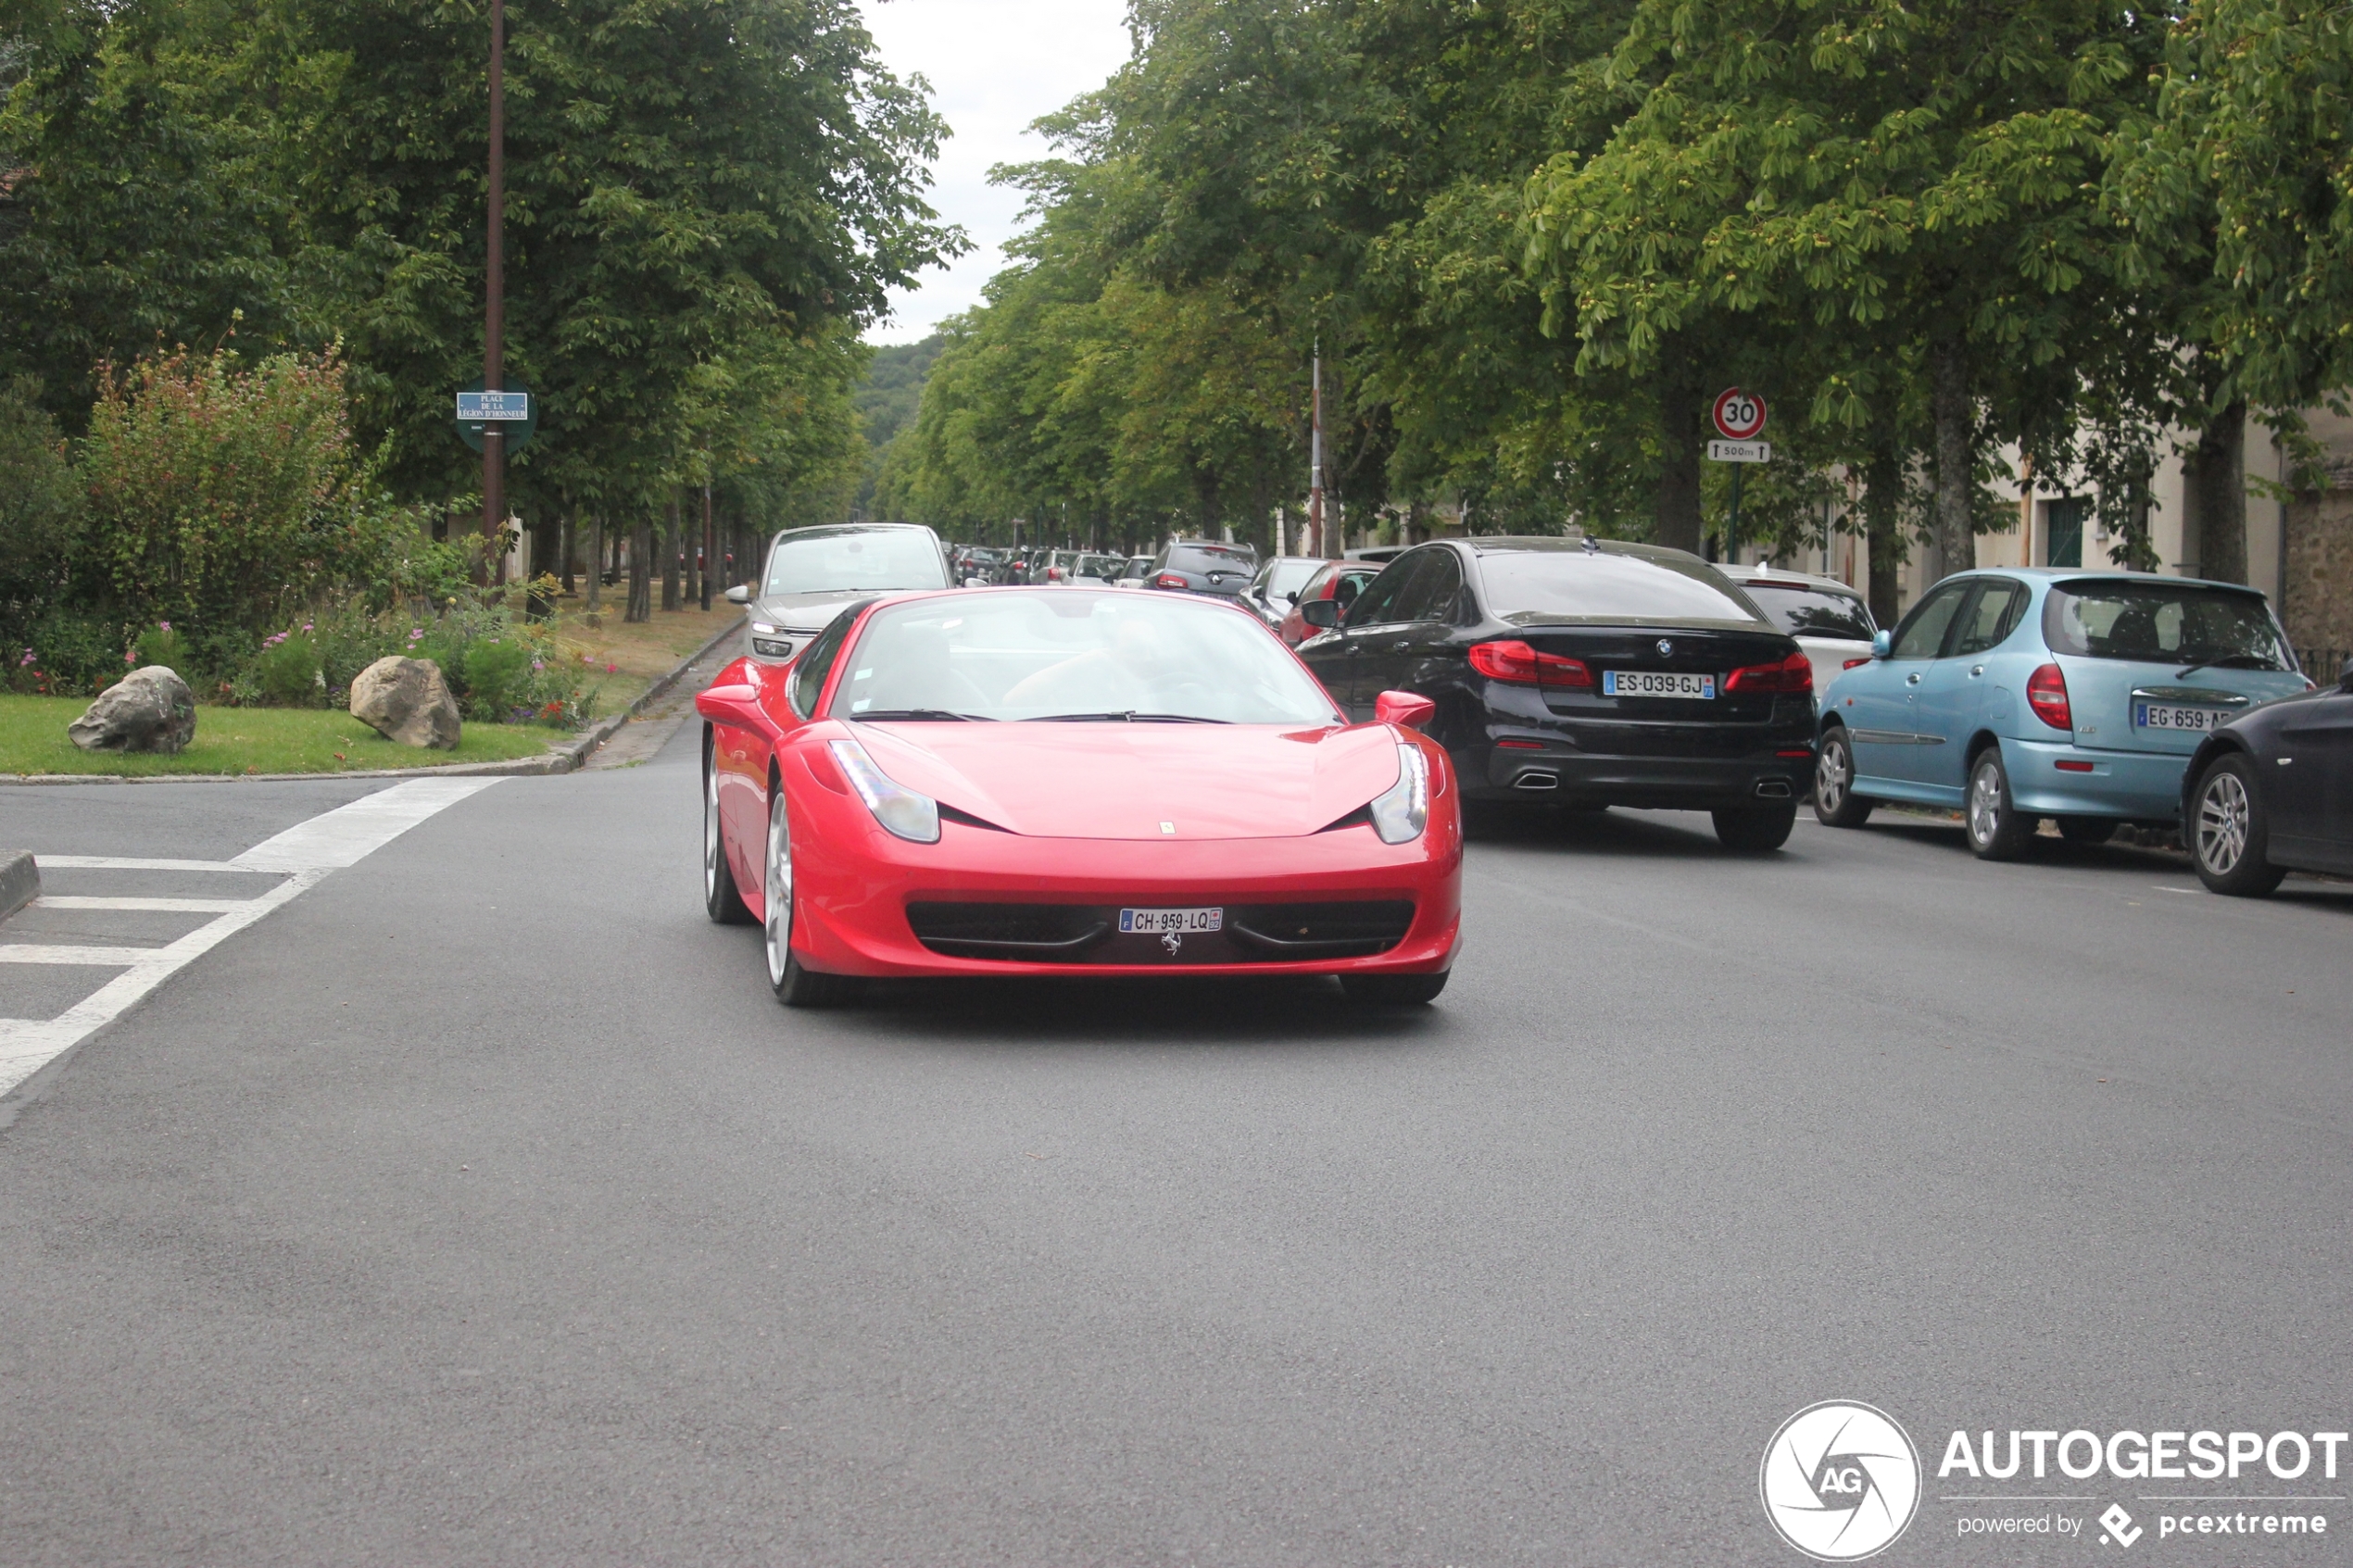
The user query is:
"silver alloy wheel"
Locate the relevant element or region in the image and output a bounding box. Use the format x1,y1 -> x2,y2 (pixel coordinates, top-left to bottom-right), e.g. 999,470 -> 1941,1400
1968,758 -> 2003,847
1817,737 -> 1850,812
763,786 -> 793,985
703,763 -> 722,901
2197,769 -> 2250,874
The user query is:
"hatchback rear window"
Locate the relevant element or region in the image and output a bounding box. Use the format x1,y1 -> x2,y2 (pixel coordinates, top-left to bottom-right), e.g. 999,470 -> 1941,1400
1743,584 -> 1875,641
1476,548 -> 1767,625
2043,581 -> 2292,670
1168,545 -> 1256,571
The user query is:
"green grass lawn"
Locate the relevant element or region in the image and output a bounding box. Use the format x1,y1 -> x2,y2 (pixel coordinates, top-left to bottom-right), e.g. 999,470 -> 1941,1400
0,695 -> 562,777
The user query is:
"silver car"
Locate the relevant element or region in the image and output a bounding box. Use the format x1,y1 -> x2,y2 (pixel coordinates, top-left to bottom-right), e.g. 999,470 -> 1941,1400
725,523 -> 951,665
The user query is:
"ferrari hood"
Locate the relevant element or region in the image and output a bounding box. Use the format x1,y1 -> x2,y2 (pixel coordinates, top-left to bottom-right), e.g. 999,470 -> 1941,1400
849,721 -> 1403,840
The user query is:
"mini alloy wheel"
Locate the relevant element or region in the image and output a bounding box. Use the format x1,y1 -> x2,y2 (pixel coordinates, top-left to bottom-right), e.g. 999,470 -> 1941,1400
763,784 -> 853,1006
1812,729 -> 1873,828
2192,754 -> 2286,897
1965,748 -> 2034,860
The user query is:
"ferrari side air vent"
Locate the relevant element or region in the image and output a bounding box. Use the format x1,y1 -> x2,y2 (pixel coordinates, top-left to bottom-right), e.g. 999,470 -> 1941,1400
905,902 -> 1109,959
1227,901 -> 1415,958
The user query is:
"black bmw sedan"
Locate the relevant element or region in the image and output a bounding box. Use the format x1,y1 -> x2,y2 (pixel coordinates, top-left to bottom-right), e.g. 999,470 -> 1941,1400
2182,656 -> 2353,895
1297,536 -> 1817,849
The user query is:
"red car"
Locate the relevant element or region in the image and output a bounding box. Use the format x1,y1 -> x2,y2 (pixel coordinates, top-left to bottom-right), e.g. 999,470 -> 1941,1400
695,587 -> 1463,1007
1277,560 -> 1383,646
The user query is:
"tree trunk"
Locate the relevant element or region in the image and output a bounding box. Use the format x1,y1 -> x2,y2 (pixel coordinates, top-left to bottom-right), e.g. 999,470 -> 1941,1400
2190,400 -> 2247,583
585,518 -> 601,612
1929,333 -> 1976,583
560,515 -> 575,597
626,516 -> 652,623
527,514 -> 558,620
1654,356 -> 1704,555
1863,448 -> 1905,629
661,496 -> 682,612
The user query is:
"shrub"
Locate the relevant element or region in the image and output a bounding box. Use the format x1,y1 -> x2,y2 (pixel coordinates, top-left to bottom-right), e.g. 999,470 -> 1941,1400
78,346 -> 360,644
11,607 -> 126,696
132,622 -> 190,672
254,627 -> 322,706
460,636 -> 533,721
0,377 -> 83,648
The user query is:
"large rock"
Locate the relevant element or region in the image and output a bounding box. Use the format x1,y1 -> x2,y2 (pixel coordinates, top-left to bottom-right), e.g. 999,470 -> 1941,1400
69,666 -> 197,754
349,657 -> 461,748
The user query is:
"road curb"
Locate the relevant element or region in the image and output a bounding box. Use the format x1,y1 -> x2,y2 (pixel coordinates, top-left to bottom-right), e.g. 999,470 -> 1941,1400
0,850 -> 36,920
0,615 -> 742,787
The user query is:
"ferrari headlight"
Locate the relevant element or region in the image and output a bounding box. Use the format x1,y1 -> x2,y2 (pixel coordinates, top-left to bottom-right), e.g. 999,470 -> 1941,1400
829,738 -> 940,844
1369,743 -> 1428,845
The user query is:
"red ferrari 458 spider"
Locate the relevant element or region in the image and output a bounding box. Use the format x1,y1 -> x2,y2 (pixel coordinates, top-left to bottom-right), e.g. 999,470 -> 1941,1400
694,586 -> 1462,1006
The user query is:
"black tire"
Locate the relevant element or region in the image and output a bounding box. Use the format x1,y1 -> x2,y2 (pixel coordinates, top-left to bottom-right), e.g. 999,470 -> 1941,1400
1964,746 -> 2036,860
704,742 -> 754,925
2190,753 -> 2288,897
1713,800 -> 1798,852
1813,728 -> 1873,827
762,782 -> 856,1007
1340,971 -> 1450,1006
2057,816 -> 2120,846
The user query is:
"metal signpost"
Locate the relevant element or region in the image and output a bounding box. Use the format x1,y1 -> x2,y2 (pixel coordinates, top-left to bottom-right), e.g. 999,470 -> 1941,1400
1707,388 -> 1769,558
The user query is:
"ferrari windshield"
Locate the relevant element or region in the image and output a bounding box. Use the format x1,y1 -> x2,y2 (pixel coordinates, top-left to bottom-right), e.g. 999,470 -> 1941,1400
764,529 -> 948,596
831,591 -> 1342,725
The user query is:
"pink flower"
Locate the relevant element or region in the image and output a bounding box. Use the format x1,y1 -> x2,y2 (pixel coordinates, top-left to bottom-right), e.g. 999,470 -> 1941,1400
605,663 -> 617,674
19,650 -> 33,666
125,651 -> 136,664
157,621 -> 171,632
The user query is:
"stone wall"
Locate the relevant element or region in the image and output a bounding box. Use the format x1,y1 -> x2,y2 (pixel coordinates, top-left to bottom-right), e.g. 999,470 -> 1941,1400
2283,482 -> 2353,671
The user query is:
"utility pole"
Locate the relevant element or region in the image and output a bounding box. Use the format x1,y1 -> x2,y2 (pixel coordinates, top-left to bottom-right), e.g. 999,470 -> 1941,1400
481,0 -> 507,574
1309,341 -> 1330,558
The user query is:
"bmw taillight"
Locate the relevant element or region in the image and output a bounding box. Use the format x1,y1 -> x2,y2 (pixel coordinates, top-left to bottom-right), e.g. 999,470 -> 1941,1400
1467,640 -> 1592,687
2027,662 -> 2072,731
1154,573 -> 1187,589
1725,648 -> 1814,695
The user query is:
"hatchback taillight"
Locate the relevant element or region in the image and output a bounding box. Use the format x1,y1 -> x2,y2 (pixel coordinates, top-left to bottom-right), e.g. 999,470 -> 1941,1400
1467,640 -> 1593,687
1154,573 -> 1187,589
2027,662 -> 2072,731
1724,648 -> 1813,695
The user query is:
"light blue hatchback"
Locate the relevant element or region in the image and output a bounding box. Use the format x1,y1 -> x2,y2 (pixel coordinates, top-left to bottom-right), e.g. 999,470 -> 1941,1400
1813,570 -> 2313,859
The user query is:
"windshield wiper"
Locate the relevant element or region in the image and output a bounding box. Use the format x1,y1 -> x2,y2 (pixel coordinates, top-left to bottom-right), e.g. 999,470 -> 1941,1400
849,709 -> 991,721
2173,654 -> 2278,678
1029,710 -> 1227,723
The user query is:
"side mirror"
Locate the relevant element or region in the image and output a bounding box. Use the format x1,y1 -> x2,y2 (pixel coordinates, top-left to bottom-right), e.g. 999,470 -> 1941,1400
1302,597 -> 1342,630
1375,690 -> 1437,731
724,584 -> 750,605
695,682 -> 764,730
1870,629 -> 1893,659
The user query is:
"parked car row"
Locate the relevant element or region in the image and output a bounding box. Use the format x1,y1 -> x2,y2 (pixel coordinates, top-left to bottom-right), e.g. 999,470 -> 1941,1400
732,521 -> 2347,896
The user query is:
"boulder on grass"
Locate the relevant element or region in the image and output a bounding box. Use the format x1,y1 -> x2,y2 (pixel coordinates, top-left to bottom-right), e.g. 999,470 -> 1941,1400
350,657 -> 462,749
69,666 -> 197,754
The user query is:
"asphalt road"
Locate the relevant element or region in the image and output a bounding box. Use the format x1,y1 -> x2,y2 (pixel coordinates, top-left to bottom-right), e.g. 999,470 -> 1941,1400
1,719 -> 2348,1566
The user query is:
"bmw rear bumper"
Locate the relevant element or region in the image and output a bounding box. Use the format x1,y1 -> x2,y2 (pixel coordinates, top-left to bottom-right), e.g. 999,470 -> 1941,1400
1470,742 -> 1813,809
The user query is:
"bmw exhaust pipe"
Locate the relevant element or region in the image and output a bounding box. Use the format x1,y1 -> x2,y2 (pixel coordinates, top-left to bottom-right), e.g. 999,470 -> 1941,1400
1754,778 -> 1793,799
1515,771 -> 1560,792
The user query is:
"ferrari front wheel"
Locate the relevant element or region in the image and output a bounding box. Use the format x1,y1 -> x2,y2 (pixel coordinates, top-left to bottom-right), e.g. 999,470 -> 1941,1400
762,784 -> 854,1008
1340,971 -> 1449,1007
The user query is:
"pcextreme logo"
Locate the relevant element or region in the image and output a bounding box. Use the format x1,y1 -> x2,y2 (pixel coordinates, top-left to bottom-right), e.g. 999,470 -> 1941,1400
1761,1400 -> 1923,1562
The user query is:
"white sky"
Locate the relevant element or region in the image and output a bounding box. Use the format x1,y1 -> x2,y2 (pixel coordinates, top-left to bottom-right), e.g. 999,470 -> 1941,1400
859,0 -> 1135,345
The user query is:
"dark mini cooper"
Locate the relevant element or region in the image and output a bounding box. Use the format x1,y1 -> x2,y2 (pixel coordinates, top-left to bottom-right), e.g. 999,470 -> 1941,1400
1298,536 -> 1815,849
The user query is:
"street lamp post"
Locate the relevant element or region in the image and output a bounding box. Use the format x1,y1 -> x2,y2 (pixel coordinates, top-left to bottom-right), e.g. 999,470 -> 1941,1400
482,0 -> 507,572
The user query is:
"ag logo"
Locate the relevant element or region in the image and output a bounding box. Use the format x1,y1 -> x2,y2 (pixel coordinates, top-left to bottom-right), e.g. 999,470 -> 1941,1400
1760,1400 -> 1920,1561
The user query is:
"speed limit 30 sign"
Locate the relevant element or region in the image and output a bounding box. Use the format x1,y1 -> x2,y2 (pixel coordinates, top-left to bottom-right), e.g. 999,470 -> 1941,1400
1712,387 -> 1767,441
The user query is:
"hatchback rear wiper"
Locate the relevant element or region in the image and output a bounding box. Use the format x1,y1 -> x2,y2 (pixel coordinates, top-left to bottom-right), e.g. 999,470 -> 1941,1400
1029,710 -> 1227,723
2173,654 -> 2278,678
849,709 -> 992,721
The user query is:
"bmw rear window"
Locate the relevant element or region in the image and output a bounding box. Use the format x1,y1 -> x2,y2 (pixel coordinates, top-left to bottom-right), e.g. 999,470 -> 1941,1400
2043,581 -> 2292,669
1476,548 -> 1768,627
1168,545 -> 1256,571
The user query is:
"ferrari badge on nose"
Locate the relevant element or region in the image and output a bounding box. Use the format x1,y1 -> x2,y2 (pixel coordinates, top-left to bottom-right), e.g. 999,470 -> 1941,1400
1162,932 -> 1183,956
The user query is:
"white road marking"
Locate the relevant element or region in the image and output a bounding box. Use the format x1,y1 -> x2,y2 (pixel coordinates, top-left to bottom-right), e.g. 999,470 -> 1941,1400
0,778 -> 503,1098
35,897 -> 255,913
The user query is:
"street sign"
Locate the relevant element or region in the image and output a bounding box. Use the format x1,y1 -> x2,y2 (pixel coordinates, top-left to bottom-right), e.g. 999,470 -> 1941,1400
1708,440 -> 1771,463
1711,387 -> 1768,442
457,390 -> 531,421
455,379 -> 536,454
